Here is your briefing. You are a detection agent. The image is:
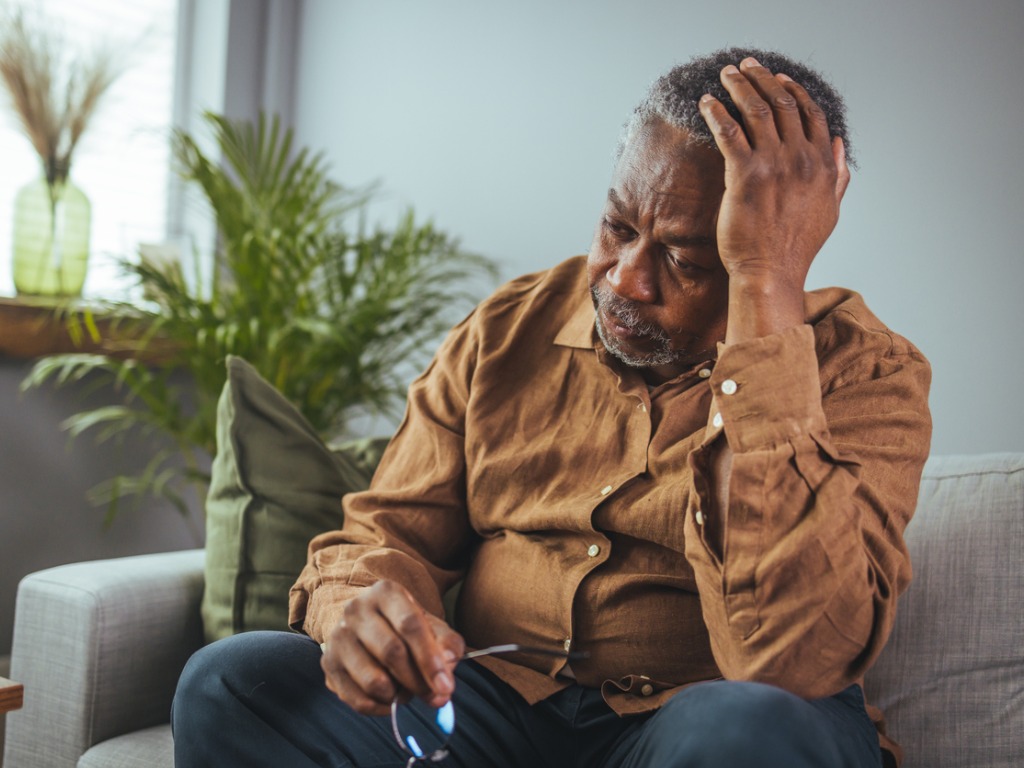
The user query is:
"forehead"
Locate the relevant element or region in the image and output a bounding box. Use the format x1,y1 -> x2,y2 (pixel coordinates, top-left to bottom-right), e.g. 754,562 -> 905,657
610,119 -> 725,217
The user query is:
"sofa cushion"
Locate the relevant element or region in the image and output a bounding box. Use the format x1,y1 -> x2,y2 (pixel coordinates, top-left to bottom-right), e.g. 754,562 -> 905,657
201,355 -> 389,643
78,725 -> 174,768
863,453 -> 1024,768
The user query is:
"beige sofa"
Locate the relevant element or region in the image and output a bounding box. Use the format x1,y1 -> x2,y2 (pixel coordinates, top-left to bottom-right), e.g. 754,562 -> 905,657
4,453 -> 1022,767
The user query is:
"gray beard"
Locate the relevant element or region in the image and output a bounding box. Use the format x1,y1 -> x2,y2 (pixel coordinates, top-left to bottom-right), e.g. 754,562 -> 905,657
590,286 -> 685,369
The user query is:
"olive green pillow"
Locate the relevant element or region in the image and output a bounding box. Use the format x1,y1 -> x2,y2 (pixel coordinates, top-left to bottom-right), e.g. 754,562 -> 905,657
201,355 -> 389,643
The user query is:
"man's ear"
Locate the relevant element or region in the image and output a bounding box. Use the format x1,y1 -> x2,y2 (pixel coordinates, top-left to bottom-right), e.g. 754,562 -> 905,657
833,136 -> 851,205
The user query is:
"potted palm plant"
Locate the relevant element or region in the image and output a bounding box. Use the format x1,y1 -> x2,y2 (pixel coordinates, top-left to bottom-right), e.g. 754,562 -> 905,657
23,111 -> 496,525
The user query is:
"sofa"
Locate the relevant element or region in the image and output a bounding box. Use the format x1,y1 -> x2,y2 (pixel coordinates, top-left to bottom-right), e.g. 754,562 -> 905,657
4,452 -> 1023,767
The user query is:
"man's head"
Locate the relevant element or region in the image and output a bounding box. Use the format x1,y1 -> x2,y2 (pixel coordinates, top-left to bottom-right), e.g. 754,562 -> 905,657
589,48 -> 850,383
617,47 -> 853,164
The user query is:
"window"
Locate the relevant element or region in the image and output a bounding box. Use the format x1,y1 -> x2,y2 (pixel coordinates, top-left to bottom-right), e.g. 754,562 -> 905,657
0,0 -> 179,299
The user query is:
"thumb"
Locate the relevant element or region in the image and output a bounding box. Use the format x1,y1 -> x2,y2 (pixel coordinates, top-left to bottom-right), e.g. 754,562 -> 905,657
422,616 -> 464,707
427,614 -> 465,661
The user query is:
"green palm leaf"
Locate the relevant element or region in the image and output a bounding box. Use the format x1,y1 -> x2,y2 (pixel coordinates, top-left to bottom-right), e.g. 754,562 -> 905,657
25,111 -> 497,523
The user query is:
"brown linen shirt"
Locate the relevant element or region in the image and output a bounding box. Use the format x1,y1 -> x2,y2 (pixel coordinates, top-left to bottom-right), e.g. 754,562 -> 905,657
290,255 -> 931,763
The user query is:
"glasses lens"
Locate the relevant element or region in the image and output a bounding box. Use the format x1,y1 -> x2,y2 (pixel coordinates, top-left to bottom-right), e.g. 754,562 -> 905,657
393,699 -> 455,760
389,645 -> 583,762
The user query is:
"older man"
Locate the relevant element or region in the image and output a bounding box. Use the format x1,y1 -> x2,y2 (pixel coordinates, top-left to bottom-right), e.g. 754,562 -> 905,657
174,48 -> 930,768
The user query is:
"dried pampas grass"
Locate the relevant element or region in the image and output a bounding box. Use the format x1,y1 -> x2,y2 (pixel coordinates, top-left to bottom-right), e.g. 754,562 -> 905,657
0,4 -> 123,187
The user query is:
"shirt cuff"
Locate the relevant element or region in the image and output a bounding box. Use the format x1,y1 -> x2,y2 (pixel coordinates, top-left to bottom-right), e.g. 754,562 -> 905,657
702,325 -> 826,453
293,583 -> 355,643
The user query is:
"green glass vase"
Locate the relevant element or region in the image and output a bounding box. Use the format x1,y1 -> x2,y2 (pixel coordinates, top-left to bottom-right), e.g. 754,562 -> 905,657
12,174 -> 92,297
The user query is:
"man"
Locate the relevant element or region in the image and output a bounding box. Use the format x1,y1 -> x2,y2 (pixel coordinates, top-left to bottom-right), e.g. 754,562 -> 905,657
174,48 -> 931,768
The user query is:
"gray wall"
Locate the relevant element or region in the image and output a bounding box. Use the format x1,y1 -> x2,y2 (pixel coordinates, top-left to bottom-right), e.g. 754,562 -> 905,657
0,361 -> 203,656
292,0 -> 1024,456
3,0 -> 1020,654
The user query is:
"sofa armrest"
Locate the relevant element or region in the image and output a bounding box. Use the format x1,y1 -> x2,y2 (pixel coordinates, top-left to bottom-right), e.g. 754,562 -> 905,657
4,549 -> 205,768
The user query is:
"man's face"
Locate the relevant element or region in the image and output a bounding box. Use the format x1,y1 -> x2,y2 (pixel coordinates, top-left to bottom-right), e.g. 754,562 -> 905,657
587,118 -> 730,383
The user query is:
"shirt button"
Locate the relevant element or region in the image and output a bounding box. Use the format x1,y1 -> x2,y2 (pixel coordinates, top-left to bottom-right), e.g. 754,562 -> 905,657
587,544 -> 601,558
695,510 -> 705,526
640,683 -> 655,696
698,368 -> 712,379
721,379 -> 738,395
712,412 -> 723,429
563,637 -> 572,652
600,485 -> 613,496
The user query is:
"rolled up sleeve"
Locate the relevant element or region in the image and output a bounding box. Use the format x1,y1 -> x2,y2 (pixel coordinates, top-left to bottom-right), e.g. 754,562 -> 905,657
289,315 -> 479,643
686,323 -> 931,699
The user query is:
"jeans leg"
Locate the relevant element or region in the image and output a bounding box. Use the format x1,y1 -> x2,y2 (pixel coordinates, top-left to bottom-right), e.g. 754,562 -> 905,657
172,630 -> 586,768
615,681 -> 882,768
172,631 -> 401,768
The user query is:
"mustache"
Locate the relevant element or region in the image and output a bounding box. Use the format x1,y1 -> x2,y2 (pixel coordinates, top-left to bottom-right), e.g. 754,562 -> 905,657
590,287 -> 669,341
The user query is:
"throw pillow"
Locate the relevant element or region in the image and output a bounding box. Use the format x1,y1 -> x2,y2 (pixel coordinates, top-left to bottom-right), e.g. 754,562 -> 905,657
201,355 -> 390,643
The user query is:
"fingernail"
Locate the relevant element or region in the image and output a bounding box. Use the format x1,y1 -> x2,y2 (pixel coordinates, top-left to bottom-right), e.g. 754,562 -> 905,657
777,72 -> 793,82
434,670 -> 454,694
740,57 -> 761,69
442,649 -> 457,663
700,93 -> 714,103
722,64 -> 739,75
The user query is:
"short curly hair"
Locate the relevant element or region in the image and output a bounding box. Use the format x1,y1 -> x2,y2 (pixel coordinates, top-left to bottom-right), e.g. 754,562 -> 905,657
619,47 -> 855,166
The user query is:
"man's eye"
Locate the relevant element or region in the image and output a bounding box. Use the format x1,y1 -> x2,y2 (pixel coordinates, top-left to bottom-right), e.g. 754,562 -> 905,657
603,218 -> 633,239
667,253 -> 702,273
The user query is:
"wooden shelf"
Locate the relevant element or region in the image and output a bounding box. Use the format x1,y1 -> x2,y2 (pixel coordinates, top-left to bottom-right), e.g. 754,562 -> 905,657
0,676 -> 23,714
0,296 -> 167,362
0,296 -> 109,359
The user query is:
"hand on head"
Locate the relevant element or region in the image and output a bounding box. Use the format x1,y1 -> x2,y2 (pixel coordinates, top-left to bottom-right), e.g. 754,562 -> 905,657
697,56 -> 851,292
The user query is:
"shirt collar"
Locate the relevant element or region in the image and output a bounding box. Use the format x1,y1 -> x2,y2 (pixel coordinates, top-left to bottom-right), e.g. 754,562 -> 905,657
554,292 -> 598,349
551,290 -> 718,384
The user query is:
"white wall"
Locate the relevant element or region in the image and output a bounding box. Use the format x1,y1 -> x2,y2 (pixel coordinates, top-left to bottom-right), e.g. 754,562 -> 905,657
293,0 -> 1024,456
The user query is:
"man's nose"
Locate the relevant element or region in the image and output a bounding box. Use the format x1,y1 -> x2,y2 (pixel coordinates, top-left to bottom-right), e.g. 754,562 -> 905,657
606,245 -> 657,304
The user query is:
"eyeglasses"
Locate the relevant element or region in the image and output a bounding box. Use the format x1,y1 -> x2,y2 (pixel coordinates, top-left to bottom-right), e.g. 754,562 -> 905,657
390,643 -> 587,766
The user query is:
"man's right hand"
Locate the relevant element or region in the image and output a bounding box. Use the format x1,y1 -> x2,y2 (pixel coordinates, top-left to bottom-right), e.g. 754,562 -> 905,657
320,580 -> 466,717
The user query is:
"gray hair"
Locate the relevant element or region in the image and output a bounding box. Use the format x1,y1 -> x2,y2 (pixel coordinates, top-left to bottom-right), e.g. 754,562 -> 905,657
619,47 -> 855,167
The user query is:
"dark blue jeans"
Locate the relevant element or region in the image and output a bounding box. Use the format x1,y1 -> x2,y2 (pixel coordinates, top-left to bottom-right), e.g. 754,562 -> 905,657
172,631 -> 882,768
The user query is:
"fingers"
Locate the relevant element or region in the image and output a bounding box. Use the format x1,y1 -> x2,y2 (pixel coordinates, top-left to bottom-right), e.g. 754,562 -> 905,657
321,581 -> 464,715
426,613 -> 467,664
730,59 -> 804,146
320,645 -> 392,717
373,587 -> 457,707
698,90 -> 752,159
777,72 -> 832,149
699,57 -> 835,160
